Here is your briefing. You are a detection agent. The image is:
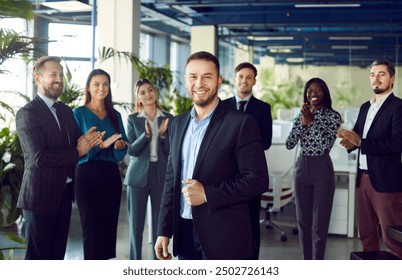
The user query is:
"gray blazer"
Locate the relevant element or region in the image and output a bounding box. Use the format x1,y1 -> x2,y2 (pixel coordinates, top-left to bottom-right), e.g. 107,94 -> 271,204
124,111 -> 173,188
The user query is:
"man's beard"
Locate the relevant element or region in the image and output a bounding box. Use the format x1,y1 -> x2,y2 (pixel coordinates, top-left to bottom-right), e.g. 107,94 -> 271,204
43,83 -> 63,100
192,89 -> 218,107
373,86 -> 387,94
238,85 -> 252,95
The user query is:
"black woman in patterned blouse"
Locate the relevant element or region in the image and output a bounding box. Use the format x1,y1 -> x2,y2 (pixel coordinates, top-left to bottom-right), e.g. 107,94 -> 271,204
286,77 -> 341,260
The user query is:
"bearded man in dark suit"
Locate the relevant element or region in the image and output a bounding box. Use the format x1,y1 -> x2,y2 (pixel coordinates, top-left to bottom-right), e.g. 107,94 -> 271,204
16,56 -> 102,259
154,51 -> 268,260
338,58 -> 402,258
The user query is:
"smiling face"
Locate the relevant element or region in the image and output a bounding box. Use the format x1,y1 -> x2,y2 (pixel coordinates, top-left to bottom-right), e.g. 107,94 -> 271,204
185,59 -> 222,108
137,83 -> 157,108
370,64 -> 395,95
88,74 -> 110,102
35,60 -> 64,101
235,67 -> 256,98
306,82 -> 324,108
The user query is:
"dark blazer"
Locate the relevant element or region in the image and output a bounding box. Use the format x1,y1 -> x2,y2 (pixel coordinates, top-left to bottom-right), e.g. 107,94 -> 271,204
16,95 -> 80,212
351,93 -> 402,192
124,111 -> 173,188
222,95 -> 272,150
157,101 -> 269,259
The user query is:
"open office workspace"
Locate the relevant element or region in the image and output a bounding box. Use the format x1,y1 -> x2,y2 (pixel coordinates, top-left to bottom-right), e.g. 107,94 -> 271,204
1,1 -> 402,261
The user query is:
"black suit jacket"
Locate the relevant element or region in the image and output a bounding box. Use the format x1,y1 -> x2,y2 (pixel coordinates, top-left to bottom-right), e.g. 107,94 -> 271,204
352,93 -> 402,192
222,95 -> 272,150
157,101 -> 268,259
16,95 -> 80,212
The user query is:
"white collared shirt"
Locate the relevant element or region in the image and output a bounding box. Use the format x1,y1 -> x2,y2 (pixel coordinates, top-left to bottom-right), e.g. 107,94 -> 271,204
359,92 -> 392,170
138,109 -> 165,162
235,94 -> 252,111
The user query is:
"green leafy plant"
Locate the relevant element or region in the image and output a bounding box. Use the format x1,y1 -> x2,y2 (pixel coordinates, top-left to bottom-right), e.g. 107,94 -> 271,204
0,0 -> 38,259
0,28 -> 46,75
259,68 -> 304,119
58,63 -> 83,109
0,0 -> 34,20
0,127 -> 24,229
333,80 -> 361,112
98,46 -> 192,116
160,88 -> 193,116
258,68 -> 360,119
0,232 -> 25,260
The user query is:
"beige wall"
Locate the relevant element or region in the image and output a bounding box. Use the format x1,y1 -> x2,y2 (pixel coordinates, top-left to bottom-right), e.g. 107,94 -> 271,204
97,0 -> 140,105
190,26 -> 217,54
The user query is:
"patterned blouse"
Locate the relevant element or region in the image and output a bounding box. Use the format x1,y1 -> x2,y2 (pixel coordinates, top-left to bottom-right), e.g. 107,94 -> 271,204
286,107 -> 341,156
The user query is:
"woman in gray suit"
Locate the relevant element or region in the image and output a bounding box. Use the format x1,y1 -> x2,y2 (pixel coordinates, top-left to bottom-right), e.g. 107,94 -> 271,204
124,79 -> 173,259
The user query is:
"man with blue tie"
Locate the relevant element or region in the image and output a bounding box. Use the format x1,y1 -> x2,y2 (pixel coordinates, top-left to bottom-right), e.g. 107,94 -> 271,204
16,56 -> 102,259
223,62 -> 273,259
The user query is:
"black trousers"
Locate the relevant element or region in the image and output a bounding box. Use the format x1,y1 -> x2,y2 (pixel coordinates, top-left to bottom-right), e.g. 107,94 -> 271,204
177,217 -> 207,260
23,182 -> 73,260
75,160 -> 122,260
249,195 -> 261,260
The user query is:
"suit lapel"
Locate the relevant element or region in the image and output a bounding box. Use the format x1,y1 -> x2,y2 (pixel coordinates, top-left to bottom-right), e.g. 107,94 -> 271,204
34,96 -> 61,134
157,116 -> 163,127
228,96 -> 237,109
192,102 -> 225,177
367,93 -> 394,134
245,95 -> 256,113
174,112 -> 191,171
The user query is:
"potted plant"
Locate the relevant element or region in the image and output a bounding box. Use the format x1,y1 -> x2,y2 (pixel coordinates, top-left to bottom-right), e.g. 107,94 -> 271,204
0,0 -> 36,258
0,125 -> 26,259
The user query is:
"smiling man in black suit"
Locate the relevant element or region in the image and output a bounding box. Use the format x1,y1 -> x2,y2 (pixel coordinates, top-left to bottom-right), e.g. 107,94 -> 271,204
154,52 -> 268,260
16,56 -> 102,259
222,62 -> 272,259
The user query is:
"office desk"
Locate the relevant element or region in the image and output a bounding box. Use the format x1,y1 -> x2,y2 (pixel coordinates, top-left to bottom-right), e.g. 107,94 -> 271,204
331,163 -> 356,238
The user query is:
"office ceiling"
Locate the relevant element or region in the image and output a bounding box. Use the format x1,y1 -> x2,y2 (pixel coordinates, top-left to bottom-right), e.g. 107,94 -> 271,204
30,0 -> 402,67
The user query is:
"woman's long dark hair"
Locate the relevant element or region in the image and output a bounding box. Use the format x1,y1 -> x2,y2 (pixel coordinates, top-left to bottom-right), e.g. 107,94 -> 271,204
84,69 -> 120,133
303,77 -> 341,119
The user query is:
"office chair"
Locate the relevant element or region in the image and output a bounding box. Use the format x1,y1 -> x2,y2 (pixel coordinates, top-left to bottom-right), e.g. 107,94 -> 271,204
261,142 -> 299,242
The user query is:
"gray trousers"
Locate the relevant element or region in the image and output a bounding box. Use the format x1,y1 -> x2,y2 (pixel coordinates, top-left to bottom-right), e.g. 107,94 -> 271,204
294,154 -> 335,260
126,162 -> 163,260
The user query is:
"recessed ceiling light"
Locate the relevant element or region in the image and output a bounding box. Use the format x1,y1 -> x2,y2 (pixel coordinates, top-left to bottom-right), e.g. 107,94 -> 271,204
41,1 -> 92,12
247,36 -> 294,41
308,52 -> 335,56
295,4 -> 360,8
331,45 -> 368,49
267,45 -> 302,49
286,58 -> 305,63
329,37 -> 372,40
269,49 -> 292,53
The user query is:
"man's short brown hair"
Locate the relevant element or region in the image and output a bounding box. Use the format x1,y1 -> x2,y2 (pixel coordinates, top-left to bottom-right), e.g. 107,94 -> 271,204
33,56 -> 62,75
